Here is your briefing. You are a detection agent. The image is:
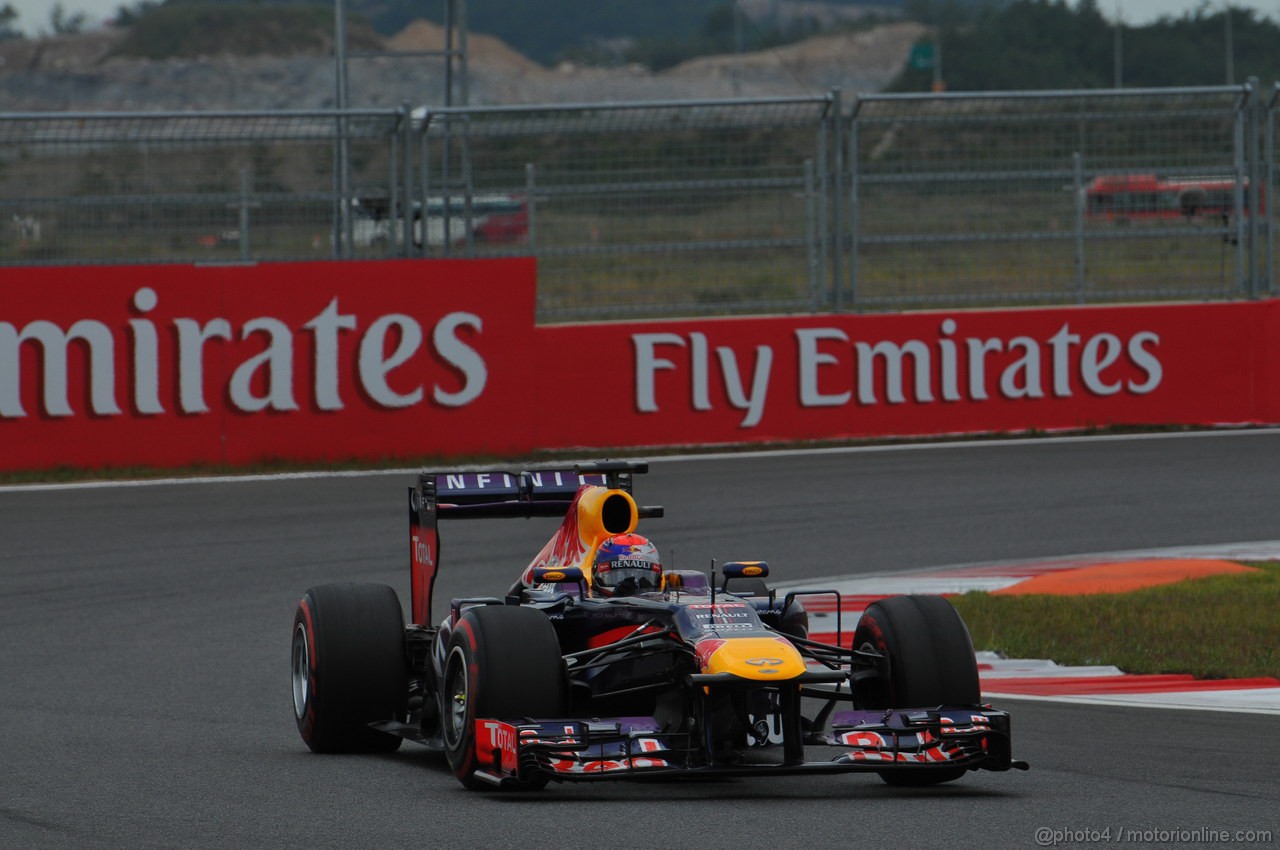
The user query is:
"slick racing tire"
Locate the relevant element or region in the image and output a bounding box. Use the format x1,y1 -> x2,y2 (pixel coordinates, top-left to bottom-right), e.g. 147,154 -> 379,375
441,605 -> 568,790
292,583 -> 408,754
853,594 -> 980,787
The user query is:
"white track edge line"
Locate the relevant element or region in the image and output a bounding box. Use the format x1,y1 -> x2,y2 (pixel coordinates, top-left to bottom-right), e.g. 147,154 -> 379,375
5,425 -> 1280,493
982,691 -> 1280,716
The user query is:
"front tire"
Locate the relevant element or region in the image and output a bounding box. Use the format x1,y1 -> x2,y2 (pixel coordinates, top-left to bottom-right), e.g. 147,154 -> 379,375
292,583 -> 407,754
853,594 -> 980,786
441,605 -> 567,790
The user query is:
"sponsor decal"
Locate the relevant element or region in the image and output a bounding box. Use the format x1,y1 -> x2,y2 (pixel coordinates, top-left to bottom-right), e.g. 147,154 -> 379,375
840,730 -> 889,748
608,558 -> 654,570
540,300 -> 1268,449
846,745 -> 958,764
545,756 -> 670,774
632,320 -> 1163,428
411,534 -> 436,569
0,259 -> 535,470
694,638 -> 727,668
477,720 -> 519,774
2,287 -> 488,419
441,473 -> 517,492
523,487 -> 590,580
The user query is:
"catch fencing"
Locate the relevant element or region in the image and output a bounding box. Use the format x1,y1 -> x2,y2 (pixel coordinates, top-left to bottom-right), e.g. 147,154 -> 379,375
849,84 -> 1274,309
1,83 -> 1276,321
411,98 -> 835,319
0,109 -> 409,264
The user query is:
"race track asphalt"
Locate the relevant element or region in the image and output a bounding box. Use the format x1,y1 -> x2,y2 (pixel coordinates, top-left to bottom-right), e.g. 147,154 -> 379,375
2,431 -> 1278,849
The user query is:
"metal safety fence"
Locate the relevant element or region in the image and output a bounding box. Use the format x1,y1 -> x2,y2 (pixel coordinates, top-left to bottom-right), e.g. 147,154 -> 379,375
409,97 -> 836,319
1,85 -> 1276,321
847,83 -> 1275,310
0,109 -> 408,265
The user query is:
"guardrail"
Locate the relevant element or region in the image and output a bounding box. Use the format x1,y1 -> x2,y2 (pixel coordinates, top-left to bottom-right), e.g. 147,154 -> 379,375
1,84 -> 1276,320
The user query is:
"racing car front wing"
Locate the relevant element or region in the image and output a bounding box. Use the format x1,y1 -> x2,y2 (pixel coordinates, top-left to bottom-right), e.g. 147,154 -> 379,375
469,706 -> 1028,787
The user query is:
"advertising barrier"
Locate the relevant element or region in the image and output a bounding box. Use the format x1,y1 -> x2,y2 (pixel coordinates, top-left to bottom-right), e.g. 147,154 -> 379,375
0,260 -> 537,469
537,302 -> 1267,447
1,259 -> 1276,472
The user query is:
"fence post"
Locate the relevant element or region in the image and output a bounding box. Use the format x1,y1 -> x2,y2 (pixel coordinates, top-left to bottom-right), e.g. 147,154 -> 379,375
441,113 -> 452,258
389,110 -> 401,257
804,158 -> 819,310
1233,87 -> 1248,295
333,109 -> 353,260
401,104 -> 414,258
1268,83 -> 1278,296
461,114 -> 475,257
848,94 -> 860,313
419,113 -> 432,257
228,167 -> 259,262
331,119 -> 341,258
525,162 -> 537,253
1073,151 -> 1085,303
1246,78 -> 1262,298
816,102 -> 830,312
830,88 -> 845,312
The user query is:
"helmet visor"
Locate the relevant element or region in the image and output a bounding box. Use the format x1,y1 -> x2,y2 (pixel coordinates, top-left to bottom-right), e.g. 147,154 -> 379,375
595,565 -> 661,591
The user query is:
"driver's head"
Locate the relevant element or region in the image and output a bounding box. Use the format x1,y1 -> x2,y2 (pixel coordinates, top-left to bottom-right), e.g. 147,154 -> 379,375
592,533 -> 662,597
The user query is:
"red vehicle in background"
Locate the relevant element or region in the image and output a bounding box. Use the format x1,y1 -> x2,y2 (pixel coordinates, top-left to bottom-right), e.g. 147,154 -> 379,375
1084,174 -> 1265,222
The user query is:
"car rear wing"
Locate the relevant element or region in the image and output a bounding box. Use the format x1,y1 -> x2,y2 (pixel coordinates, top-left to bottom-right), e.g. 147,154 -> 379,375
407,461 -> 662,625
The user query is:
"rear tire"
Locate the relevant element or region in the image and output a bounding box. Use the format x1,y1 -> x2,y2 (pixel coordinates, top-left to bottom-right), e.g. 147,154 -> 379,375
441,605 -> 568,790
292,583 -> 407,754
852,594 -> 980,786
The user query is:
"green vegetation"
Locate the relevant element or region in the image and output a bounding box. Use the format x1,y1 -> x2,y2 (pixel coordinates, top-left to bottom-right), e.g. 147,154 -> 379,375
49,2 -> 87,34
107,0 -> 854,67
894,0 -> 1280,91
0,2 -> 22,39
380,0 -> 724,66
111,2 -> 381,59
949,562 -> 1280,680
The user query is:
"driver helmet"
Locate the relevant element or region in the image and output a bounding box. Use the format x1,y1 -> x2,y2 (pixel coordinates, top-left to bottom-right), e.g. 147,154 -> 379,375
593,533 -> 663,596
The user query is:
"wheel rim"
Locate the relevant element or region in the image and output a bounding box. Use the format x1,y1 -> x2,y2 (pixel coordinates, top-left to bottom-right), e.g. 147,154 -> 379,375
291,623 -> 310,720
443,645 -> 469,749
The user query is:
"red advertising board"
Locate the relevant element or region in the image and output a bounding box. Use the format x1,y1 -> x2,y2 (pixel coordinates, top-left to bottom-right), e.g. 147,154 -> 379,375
534,302 -> 1267,448
0,260 -> 537,470
1,259 -> 1276,472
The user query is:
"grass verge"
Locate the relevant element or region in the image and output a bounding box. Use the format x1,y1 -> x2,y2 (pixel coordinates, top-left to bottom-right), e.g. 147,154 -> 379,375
948,561 -> 1280,680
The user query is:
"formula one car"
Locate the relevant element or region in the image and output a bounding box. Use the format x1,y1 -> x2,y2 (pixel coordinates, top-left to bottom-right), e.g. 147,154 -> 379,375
290,461 -> 1027,789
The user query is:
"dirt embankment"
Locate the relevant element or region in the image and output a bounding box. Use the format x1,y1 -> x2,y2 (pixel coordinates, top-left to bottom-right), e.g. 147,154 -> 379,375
0,19 -> 923,111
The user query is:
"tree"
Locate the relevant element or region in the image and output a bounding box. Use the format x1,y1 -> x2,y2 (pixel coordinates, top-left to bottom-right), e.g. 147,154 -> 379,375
114,0 -> 159,27
891,0 -> 1280,91
50,2 -> 87,35
0,3 -> 24,39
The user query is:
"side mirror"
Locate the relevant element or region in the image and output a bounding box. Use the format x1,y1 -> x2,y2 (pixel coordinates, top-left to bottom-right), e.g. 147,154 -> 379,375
721,561 -> 769,580
532,566 -> 585,584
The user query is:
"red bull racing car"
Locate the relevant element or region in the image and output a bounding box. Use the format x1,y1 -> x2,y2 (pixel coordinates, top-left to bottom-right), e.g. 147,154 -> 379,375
290,461 -> 1028,789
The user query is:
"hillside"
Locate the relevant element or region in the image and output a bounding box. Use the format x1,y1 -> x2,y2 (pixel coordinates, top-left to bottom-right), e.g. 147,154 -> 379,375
0,19 -> 923,111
